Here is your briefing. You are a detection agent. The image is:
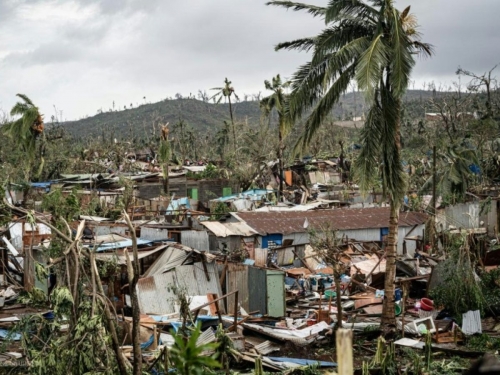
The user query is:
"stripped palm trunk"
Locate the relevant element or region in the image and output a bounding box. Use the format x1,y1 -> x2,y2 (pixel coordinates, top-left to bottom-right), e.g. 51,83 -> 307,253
381,201 -> 399,327
381,96 -> 403,327
278,129 -> 284,201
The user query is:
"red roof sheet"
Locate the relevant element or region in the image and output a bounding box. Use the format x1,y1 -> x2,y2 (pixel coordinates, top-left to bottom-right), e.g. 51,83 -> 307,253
235,207 -> 427,235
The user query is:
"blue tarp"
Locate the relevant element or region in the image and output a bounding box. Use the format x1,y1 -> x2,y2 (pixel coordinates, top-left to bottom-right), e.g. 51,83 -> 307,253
213,189 -> 274,202
268,357 -> 337,367
95,238 -> 152,252
31,181 -> 53,192
0,329 -> 21,341
166,197 -> 191,214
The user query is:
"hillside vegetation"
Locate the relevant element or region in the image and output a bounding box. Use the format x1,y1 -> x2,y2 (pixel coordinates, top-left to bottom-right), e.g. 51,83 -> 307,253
62,90 -> 441,138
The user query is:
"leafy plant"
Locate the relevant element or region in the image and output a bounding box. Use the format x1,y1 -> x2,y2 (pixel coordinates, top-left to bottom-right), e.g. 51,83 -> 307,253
169,322 -> 221,375
429,235 -> 485,320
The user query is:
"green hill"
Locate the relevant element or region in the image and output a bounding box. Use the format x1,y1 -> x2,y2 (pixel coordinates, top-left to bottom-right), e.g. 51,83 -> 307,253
61,90 -> 445,139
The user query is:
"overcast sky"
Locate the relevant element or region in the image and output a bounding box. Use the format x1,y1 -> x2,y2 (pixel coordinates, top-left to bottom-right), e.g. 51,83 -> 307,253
1,0 -> 499,120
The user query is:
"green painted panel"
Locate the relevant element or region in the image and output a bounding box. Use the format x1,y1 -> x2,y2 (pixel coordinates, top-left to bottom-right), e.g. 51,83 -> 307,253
188,188 -> 198,200
266,270 -> 285,317
222,187 -> 232,197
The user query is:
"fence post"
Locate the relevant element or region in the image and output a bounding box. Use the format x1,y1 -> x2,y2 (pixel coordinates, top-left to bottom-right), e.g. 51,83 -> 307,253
336,328 -> 353,375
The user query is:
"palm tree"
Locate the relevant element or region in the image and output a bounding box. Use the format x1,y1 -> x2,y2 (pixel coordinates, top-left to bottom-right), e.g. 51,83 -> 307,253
211,78 -> 239,152
268,0 -> 432,328
421,145 -> 479,202
260,74 -> 293,201
3,94 -> 44,158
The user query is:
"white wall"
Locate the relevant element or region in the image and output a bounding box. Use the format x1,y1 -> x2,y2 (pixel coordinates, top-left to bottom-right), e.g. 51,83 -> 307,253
257,225 -> 424,255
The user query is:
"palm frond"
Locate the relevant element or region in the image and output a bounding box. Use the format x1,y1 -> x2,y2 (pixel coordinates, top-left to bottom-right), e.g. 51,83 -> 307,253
266,1 -> 326,18
325,0 -> 378,24
353,99 -> 384,193
379,88 -> 406,202
15,93 -> 34,107
355,33 -> 389,99
275,37 -> 317,52
388,7 -> 415,97
295,63 -> 356,152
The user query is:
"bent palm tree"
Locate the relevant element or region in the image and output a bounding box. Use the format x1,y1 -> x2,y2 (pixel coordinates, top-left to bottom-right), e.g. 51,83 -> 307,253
260,74 -> 293,201
3,94 -> 44,158
269,0 -> 432,327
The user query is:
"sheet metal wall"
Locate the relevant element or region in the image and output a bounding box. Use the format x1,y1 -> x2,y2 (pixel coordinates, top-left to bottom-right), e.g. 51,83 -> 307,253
137,262 -> 224,315
226,263 -> 249,312
181,230 -> 209,251
248,266 -> 267,315
140,227 -> 171,241
266,270 -> 286,317
137,272 -> 178,314
94,225 -> 126,236
283,232 -> 309,246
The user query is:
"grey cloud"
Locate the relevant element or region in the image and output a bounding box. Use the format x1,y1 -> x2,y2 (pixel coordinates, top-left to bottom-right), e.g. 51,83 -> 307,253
1,0 -> 499,120
1,42 -> 83,67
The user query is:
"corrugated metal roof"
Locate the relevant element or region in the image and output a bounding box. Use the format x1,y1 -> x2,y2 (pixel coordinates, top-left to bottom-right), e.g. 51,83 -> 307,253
94,245 -> 168,265
235,207 -> 427,235
143,243 -> 193,277
201,221 -> 258,237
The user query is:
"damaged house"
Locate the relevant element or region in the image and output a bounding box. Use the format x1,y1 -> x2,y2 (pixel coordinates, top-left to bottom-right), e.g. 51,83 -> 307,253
205,207 -> 428,255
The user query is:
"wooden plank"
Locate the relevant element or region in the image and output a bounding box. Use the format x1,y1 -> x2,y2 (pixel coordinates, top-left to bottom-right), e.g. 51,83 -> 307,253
354,298 -> 383,310
363,304 -> 383,316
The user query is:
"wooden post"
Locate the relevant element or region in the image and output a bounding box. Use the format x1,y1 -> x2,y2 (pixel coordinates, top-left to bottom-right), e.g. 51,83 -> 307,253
232,291 -> 239,332
336,329 -> 353,375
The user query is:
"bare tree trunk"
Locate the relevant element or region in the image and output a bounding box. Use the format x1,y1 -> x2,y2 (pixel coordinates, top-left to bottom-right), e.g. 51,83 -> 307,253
278,129 -> 284,202
89,251 -> 131,374
163,165 -> 169,196
124,211 -> 142,375
334,274 -> 343,329
229,97 -> 236,153
381,200 -> 399,328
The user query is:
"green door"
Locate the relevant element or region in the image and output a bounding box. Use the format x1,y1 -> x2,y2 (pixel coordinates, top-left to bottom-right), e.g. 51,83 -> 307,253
266,270 -> 285,317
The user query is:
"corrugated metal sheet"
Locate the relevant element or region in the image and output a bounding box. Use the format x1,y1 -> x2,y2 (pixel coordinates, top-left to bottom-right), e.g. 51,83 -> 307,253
226,263 -> 249,312
137,272 -> 178,314
95,245 -> 167,265
275,247 -> 295,266
462,310 -> 482,335
437,202 -> 480,230
181,230 -> 209,251
137,262 -> 225,315
236,207 -> 427,235
248,266 -> 267,315
196,327 -> 216,346
94,225 -> 127,236
140,226 -> 171,241
143,243 -> 192,277
201,221 -> 257,237
254,340 -> 281,355
176,262 -> 224,308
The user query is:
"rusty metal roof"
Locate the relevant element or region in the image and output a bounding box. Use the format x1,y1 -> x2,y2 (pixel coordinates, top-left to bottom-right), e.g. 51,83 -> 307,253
235,207 -> 427,235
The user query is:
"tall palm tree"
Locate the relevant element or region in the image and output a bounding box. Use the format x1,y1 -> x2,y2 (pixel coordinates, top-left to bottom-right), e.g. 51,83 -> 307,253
3,94 -> 44,158
260,74 -> 293,201
211,78 -> 239,153
268,0 -> 432,328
